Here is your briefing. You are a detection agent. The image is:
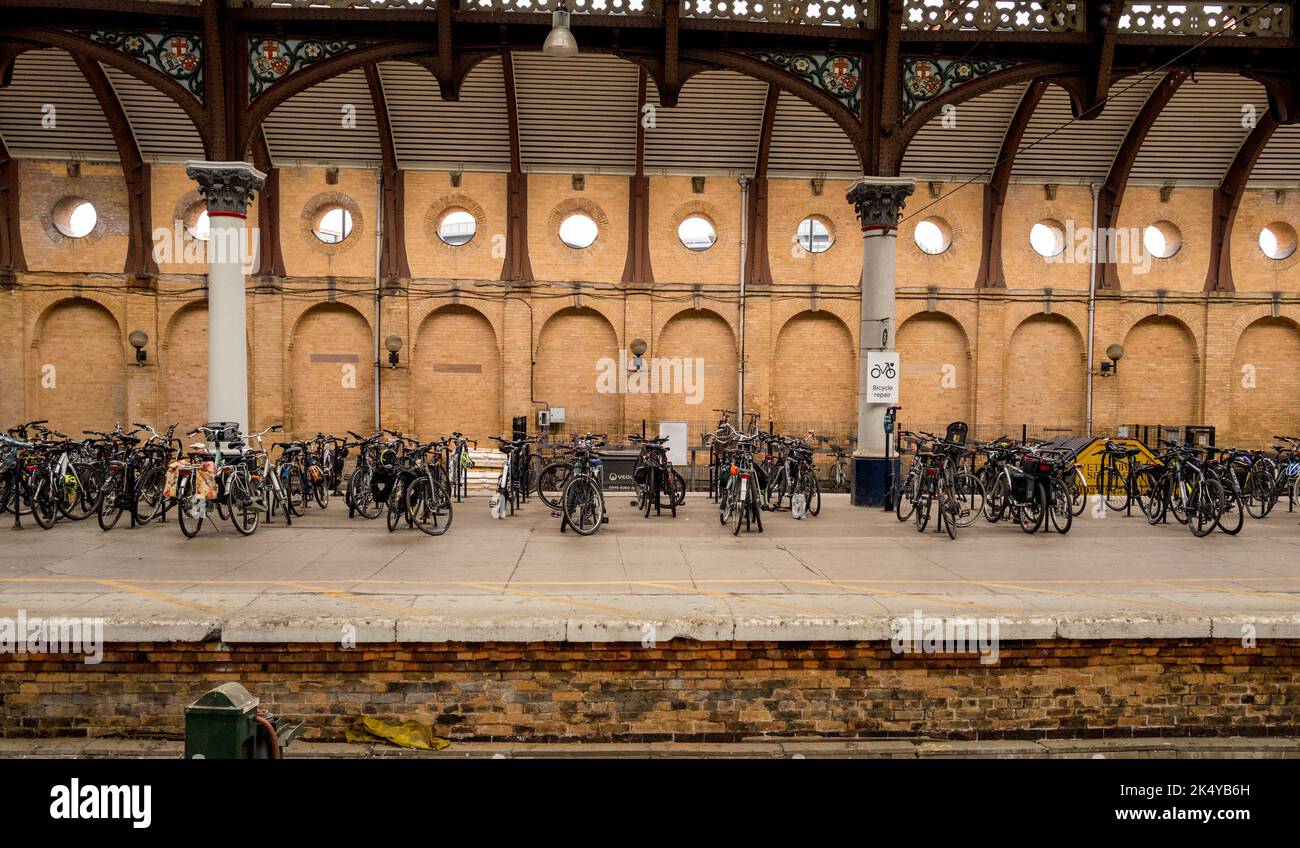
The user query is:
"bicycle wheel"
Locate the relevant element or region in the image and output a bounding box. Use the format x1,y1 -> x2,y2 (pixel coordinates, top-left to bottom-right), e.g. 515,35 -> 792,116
1048,479 -> 1074,534
408,476 -> 453,537
668,469 -> 687,506
59,461 -> 102,521
1188,476 -> 1221,538
895,469 -> 918,522
950,472 -> 984,528
914,485 -> 931,533
803,473 -> 821,517
1018,480 -> 1045,534
1133,468 -> 1164,524
939,486 -> 957,540
177,478 -> 205,539
350,468 -> 381,519
983,473 -> 1008,523
1068,466 -> 1088,517
732,476 -> 751,536
285,467 -> 308,516
96,472 -> 125,531
1243,467 -> 1274,519
561,476 -> 604,536
1215,482 -> 1244,535
313,470 -> 330,509
764,466 -> 787,511
1101,464 -> 1131,513
536,462 -> 570,511
134,465 -> 166,525
226,473 -> 260,536
386,479 -> 406,532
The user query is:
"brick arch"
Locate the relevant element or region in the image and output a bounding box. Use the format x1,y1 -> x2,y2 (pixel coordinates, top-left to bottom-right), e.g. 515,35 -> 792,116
653,307 -> 737,441
896,301 -> 978,353
162,300 -> 210,431
284,295 -> 374,351
1004,312 -> 1088,436
535,305 -> 622,432
1229,315 -> 1300,446
652,302 -> 738,344
771,310 -> 856,441
1224,304 -> 1300,350
1111,304 -> 1204,352
412,303 -> 502,441
31,297 -> 127,434
28,292 -> 123,348
533,298 -> 622,352
288,301 -> 376,437
897,310 -> 974,434
770,296 -> 860,352
1116,314 -> 1201,429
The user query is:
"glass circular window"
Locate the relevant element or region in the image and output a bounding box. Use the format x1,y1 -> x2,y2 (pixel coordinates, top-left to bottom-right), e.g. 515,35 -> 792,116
796,217 -> 833,254
438,209 -> 477,246
559,213 -> 598,249
187,209 -> 211,242
914,217 -> 952,255
1259,222 -> 1297,261
1030,220 -> 1066,258
313,207 -> 353,244
678,216 -> 717,251
1142,220 -> 1181,259
53,197 -> 97,239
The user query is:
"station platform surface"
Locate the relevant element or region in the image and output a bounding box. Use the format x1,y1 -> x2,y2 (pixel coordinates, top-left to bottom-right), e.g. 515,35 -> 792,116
5,493 -> 1300,644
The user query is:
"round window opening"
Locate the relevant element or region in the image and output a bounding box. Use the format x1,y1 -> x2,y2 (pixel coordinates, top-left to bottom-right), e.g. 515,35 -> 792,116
188,209 -> 211,242
53,197 -> 97,239
438,209 -> 477,246
796,217 -> 833,254
1259,222 -> 1297,261
1030,220 -> 1066,258
1143,220 -> 1182,259
313,207 -> 354,244
914,217 -> 952,255
559,213 -> 598,249
678,216 -> 717,251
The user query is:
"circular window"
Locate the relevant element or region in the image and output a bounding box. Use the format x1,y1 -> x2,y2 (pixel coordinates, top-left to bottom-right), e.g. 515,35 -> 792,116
1142,220 -> 1181,259
187,209 -> 210,241
1259,222 -> 1297,261
559,213 -> 598,249
53,197 -> 97,239
438,208 -> 477,246
1030,220 -> 1066,258
796,217 -> 833,254
313,207 -> 354,244
678,216 -> 717,251
914,217 -> 952,255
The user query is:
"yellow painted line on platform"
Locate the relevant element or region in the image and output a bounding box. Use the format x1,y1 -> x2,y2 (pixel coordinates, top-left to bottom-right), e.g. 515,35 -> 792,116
629,580 -> 838,616
1161,582 -> 1300,605
455,582 -> 639,616
95,579 -> 222,615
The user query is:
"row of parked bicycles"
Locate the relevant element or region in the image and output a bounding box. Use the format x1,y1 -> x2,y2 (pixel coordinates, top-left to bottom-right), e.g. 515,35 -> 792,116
0,419 -> 475,538
893,427 -> 1300,540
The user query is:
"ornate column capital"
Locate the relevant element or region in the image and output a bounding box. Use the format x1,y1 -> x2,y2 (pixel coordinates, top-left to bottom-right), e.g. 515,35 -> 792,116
845,177 -> 915,229
186,161 -> 267,216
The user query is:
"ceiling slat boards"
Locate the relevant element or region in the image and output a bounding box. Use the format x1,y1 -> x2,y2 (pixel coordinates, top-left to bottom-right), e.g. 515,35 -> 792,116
1253,123 -> 1300,187
512,52 -> 640,173
1010,76 -> 1158,183
766,91 -> 861,178
644,70 -> 769,174
379,57 -> 512,171
0,49 -> 119,160
1130,73 -> 1270,185
103,64 -> 204,161
901,83 -> 1027,182
263,68 -> 381,166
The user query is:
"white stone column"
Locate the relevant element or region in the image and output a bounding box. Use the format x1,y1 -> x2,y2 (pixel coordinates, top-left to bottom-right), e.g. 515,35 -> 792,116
846,177 -> 914,506
186,161 -> 266,436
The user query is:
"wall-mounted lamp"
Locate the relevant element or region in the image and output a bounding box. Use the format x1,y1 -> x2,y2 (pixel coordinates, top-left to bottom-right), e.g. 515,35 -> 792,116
128,329 -> 148,366
1099,343 -> 1124,377
385,335 -> 403,368
629,338 -> 647,372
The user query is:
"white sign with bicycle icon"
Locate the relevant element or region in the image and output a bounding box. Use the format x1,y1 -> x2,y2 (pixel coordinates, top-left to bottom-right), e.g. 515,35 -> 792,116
866,351 -> 900,404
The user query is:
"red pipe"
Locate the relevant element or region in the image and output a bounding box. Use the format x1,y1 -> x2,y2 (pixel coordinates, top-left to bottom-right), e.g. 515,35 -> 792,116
253,714 -> 282,760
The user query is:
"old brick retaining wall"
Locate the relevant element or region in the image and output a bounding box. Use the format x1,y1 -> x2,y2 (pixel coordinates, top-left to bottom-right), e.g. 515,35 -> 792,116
3,639 -> 1298,742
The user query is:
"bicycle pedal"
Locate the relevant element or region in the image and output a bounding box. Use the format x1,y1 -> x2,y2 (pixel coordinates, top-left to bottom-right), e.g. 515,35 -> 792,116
601,516 -> 609,524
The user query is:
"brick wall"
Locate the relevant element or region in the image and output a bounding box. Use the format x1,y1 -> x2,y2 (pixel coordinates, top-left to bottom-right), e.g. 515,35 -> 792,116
3,639 -> 1298,742
5,163 -> 1300,446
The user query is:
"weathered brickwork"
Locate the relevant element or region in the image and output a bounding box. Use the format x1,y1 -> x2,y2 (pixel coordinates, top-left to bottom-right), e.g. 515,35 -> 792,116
5,163 -> 1300,446
2,640 -> 1297,742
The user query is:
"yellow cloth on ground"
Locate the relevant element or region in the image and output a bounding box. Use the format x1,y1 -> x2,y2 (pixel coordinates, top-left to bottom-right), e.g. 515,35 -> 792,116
345,716 -> 450,751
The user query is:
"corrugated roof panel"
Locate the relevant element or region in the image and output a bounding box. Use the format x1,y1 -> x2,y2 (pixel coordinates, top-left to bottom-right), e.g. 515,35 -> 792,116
901,82 -> 1028,181
1012,75 -> 1159,182
644,71 -> 768,172
263,68 -> 381,164
513,52 -> 639,171
379,56 -> 512,170
767,91 -> 861,177
103,64 -> 204,161
1252,123 -> 1300,186
1131,73 -> 1270,183
0,49 -> 118,160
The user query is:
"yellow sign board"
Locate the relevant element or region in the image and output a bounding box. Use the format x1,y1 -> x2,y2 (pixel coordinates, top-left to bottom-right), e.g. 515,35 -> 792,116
1072,437 -> 1159,494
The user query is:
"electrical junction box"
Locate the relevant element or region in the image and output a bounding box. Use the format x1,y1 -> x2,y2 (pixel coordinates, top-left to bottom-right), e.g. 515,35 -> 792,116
548,407 -> 566,424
